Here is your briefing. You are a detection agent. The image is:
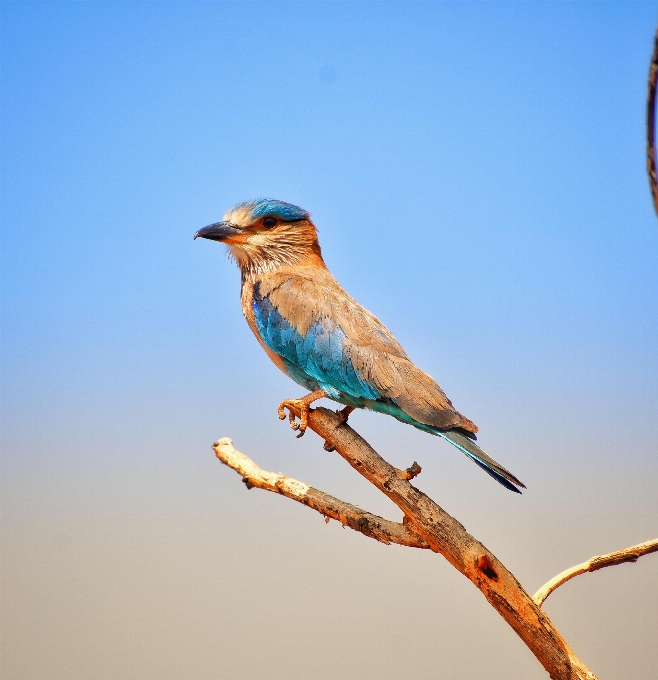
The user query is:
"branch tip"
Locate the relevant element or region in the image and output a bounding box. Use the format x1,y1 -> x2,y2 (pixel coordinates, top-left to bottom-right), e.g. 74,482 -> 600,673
533,538 -> 658,607
212,437 -> 429,550
396,462 -> 422,480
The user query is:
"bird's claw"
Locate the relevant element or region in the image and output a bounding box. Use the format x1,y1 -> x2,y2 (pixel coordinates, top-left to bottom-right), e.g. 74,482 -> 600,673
278,398 -> 311,437
277,390 -> 328,439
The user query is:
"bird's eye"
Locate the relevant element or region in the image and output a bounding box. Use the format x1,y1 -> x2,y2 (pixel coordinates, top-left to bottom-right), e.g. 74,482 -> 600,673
262,216 -> 278,229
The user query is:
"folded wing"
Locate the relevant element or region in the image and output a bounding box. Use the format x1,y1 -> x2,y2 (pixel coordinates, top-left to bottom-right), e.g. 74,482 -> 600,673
255,269 -> 477,435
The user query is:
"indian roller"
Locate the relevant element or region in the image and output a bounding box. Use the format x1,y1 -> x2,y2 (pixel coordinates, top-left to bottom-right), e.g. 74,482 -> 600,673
195,199 -> 525,493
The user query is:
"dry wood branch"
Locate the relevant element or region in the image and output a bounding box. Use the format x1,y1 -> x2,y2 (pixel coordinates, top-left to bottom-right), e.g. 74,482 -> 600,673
213,412 -> 655,678
648,26 -> 658,214
272,405 -> 597,680
213,437 -> 429,549
533,538 -> 658,607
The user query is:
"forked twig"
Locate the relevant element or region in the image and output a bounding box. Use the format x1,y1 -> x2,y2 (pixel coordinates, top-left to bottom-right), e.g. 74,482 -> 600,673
213,437 -> 429,549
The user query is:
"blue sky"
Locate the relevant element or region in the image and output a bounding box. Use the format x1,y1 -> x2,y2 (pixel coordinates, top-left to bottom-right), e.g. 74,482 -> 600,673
2,3 -> 657,679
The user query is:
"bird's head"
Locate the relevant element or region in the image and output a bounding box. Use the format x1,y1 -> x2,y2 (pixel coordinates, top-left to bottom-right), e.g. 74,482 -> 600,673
195,199 -> 324,278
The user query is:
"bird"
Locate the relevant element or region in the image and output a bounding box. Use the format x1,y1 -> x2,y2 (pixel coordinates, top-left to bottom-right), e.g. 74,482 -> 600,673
195,198 -> 525,493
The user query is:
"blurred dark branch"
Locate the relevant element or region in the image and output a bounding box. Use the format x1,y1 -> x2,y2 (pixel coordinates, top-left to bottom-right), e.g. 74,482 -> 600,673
533,538 -> 658,607
647,27 -> 658,214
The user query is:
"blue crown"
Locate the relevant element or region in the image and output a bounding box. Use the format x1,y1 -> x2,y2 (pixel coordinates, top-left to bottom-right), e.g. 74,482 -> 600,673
240,199 -> 309,222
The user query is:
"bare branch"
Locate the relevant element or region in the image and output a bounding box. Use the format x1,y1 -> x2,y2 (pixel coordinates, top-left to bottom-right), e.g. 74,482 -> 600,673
213,437 -> 429,549
221,405 -> 598,680
647,26 -> 658,214
533,538 -> 658,607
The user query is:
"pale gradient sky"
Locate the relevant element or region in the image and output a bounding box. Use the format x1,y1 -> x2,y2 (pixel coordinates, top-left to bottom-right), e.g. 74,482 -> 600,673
2,2 -> 657,679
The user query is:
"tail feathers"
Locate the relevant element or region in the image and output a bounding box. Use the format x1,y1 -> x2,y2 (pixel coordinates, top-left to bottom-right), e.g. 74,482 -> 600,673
439,430 -> 526,494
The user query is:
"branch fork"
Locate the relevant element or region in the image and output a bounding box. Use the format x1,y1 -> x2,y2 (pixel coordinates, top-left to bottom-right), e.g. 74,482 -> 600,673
214,437 -> 428,549
212,404 -> 656,680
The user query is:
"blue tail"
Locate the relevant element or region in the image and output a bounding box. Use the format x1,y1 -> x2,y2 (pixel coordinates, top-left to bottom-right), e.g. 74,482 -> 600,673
363,400 -> 526,493
439,430 -> 526,493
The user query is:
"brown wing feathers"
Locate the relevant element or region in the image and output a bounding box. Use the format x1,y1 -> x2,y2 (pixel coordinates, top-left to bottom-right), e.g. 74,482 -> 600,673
260,268 -> 478,436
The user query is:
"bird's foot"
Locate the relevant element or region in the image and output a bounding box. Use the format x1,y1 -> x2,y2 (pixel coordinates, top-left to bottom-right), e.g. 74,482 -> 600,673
335,406 -> 354,425
277,389 -> 328,438
278,398 -> 308,436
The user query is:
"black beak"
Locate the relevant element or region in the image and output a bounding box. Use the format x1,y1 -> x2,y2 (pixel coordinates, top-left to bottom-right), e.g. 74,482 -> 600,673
194,221 -> 242,241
